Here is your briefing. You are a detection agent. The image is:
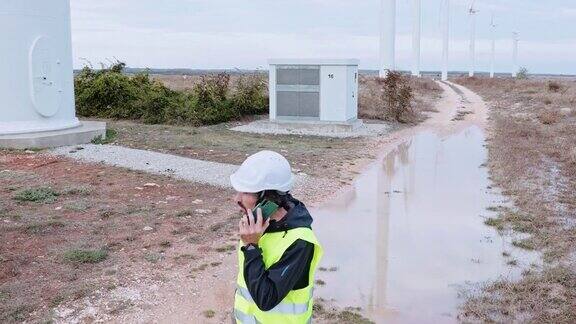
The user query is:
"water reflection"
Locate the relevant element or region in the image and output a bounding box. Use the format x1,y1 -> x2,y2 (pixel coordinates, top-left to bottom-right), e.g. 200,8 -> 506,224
312,126 -> 539,323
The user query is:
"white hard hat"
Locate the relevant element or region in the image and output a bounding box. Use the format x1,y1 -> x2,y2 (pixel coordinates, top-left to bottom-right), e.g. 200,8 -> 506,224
230,150 -> 294,193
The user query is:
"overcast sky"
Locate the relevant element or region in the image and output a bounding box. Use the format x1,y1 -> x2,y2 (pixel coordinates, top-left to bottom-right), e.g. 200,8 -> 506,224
70,0 -> 576,74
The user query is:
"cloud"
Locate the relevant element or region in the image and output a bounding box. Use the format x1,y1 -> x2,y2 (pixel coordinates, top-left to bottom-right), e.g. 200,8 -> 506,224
69,0 -> 576,74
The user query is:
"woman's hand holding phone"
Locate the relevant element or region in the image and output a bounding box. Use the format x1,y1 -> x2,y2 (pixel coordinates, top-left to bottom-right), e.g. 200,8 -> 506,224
239,207 -> 270,246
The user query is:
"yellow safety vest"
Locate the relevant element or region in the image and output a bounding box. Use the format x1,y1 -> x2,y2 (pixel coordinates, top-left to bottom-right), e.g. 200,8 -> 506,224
234,227 -> 323,324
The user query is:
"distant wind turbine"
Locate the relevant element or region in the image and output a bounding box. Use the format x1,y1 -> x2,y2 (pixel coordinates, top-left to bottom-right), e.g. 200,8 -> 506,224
442,0 -> 450,81
412,0 -> 421,77
468,0 -> 478,77
512,32 -> 519,77
490,13 -> 496,78
380,0 -> 396,77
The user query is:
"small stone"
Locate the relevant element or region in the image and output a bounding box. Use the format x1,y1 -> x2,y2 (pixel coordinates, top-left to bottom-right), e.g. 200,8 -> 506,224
191,199 -> 203,205
135,187 -> 144,190
560,107 -> 572,116
25,150 -> 35,154
55,206 -> 62,210
194,209 -> 212,214
143,183 -> 160,188
143,226 -> 153,231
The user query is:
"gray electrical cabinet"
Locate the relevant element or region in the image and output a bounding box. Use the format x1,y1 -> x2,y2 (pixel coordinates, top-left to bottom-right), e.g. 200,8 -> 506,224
276,65 -> 320,118
269,59 -> 359,124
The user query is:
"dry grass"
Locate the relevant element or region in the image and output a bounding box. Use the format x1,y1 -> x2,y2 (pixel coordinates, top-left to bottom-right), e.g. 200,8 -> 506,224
454,77 -> 576,322
358,75 -> 442,123
459,267 -> 576,323
538,109 -> 562,125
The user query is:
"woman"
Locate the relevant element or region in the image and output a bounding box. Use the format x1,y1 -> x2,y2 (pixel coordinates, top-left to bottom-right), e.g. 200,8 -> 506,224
230,150 -> 324,324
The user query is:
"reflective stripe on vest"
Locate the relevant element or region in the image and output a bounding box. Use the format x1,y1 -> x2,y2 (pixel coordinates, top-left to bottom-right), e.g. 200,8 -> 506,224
236,285 -> 309,315
235,309 -> 259,324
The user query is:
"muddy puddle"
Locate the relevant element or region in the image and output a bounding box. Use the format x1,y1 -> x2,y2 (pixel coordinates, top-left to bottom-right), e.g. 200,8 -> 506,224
312,126 -> 540,323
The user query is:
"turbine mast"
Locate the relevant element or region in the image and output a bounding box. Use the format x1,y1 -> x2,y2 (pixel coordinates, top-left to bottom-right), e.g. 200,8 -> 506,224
512,32 -> 519,77
468,1 -> 478,77
442,0 -> 450,81
380,0 -> 396,77
412,0 -> 422,77
490,13 -> 496,78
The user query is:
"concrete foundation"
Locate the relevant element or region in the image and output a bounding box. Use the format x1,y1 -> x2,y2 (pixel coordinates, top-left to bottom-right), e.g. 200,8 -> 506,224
0,121 -> 106,149
231,119 -> 391,138
270,118 -> 364,132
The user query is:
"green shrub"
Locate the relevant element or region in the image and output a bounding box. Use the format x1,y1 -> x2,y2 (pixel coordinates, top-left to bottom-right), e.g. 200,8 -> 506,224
91,128 -> 118,144
13,187 -> 59,203
231,73 -> 269,116
516,67 -> 529,80
75,64 -> 139,118
75,62 -> 268,126
375,71 -> 415,123
192,73 -> 236,125
63,249 -> 108,264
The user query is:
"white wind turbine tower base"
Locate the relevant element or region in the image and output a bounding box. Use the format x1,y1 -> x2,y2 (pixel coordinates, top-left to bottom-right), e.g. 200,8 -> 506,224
412,0 -> 422,77
512,32 -> 519,77
441,0 -> 450,81
468,0 -> 478,77
490,13 -> 496,78
380,0 -> 396,77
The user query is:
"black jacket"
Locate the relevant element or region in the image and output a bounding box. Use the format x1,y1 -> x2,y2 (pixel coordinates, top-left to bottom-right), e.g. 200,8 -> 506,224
241,200 -> 316,311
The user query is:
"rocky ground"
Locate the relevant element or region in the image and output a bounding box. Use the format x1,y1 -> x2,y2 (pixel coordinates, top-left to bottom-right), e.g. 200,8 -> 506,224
0,151 -> 241,323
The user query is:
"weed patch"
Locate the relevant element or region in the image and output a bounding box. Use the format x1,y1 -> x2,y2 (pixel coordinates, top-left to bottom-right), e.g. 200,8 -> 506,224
64,200 -> 91,212
23,220 -> 65,234
63,249 -> 108,264
484,217 -> 505,230
91,128 -> 118,144
512,238 -> 537,251
13,187 -> 58,203
215,244 -> 235,252
61,185 -> 93,196
144,252 -> 162,263
203,310 -> 216,318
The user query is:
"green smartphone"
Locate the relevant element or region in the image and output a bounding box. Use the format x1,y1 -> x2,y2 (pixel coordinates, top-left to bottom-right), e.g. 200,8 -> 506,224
251,200 -> 279,223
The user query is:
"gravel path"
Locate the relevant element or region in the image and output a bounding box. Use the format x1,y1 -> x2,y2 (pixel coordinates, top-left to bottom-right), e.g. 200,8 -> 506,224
231,120 -> 391,138
50,144 -> 307,190
51,144 -> 236,188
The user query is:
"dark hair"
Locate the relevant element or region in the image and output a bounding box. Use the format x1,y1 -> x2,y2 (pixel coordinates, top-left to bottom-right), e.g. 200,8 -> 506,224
258,190 -> 296,211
